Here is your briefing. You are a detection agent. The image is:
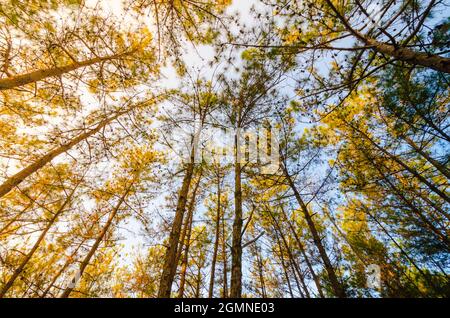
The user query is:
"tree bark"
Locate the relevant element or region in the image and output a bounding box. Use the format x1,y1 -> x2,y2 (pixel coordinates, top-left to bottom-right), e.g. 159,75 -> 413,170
177,171 -> 202,298
279,204 -> 325,297
158,156 -> 195,298
269,215 -> 311,298
254,244 -> 267,298
208,175 -> 221,298
230,150 -> 243,297
283,164 -> 347,297
221,204 -> 228,298
0,51 -> 132,90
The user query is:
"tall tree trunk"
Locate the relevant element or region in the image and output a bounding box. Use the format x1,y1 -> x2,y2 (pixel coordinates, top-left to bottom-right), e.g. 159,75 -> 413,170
279,204 -> 325,297
59,184 -> 132,298
0,109 -> 131,199
274,231 -> 294,298
221,206 -> 228,298
288,258 -> 305,298
208,175 -> 221,298
195,266 -> 202,298
176,169 -> 202,298
283,164 -> 347,297
0,187 -> 76,298
254,244 -> 267,298
0,51 -> 133,90
270,220 -> 311,298
230,146 -> 243,297
158,154 -> 196,297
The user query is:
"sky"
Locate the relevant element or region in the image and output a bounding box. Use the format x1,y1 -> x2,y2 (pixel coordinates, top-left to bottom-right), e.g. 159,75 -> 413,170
3,0 -> 448,296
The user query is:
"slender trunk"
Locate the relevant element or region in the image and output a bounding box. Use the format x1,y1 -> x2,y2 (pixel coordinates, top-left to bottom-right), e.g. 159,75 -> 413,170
0,188 -> 76,298
0,110 -> 129,199
59,184 -> 131,298
274,231 -> 294,298
208,176 -> 221,298
0,51 -> 133,90
195,266 -> 202,298
279,204 -> 325,297
289,258 -> 305,298
269,219 -> 311,298
283,165 -> 347,297
177,206 -> 193,298
158,155 -> 195,298
254,244 -> 267,298
230,151 -> 243,297
177,171 -> 202,298
176,205 -> 191,266
221,208 -> 228,298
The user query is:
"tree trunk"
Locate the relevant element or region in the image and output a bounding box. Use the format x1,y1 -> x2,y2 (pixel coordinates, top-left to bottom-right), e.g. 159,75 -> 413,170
365,39 -> 450,73
254,244 -> 267,298
288,258 -> 305,298
158,157 -> 195,298
0,51 -> 132,90
230,150 -> 243,297
269,220 -> 310,298
279,204 -> 325,297
177,171 -> 202,298
283,165 -> 347,297
195,266 -> 202,298
274,231 -> 294,298
208,176 -> 221,298
221,206 -> 228,298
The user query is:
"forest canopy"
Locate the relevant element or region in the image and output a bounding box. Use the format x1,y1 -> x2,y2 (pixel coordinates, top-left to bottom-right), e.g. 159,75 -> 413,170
0,0 -> 449,298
